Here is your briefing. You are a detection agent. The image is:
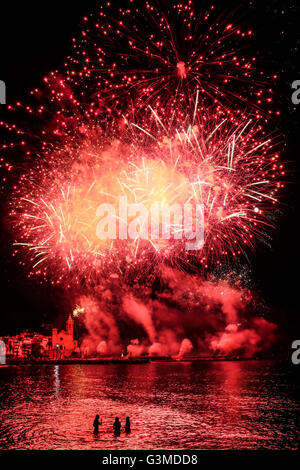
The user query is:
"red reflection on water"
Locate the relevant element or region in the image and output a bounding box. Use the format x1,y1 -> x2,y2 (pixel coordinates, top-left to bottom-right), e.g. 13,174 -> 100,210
0,362 -> 299,450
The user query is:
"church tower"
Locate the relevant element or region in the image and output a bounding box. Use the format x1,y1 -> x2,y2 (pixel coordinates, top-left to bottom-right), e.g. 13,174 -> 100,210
66,314 -> 74,338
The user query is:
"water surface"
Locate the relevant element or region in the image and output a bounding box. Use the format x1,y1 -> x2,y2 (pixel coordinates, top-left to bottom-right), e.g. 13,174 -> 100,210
0,361 -> 299,449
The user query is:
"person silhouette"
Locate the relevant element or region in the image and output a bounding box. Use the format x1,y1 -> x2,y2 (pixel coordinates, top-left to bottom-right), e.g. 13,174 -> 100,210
125,416 -> 131,434
93,414 -> 102,434
113,417 -> 121,436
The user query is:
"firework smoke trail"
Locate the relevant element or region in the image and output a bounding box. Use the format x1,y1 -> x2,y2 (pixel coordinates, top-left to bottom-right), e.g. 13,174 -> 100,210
78,266 -> 277,358
1,1 -> 286,357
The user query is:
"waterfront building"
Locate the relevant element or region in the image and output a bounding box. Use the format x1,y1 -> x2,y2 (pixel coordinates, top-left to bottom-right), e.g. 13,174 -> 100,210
0,332 -> 51,359
0,313 -> 78,359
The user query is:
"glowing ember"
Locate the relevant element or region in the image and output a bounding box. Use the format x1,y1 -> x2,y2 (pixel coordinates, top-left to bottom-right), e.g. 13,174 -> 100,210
176,61 -> 187,79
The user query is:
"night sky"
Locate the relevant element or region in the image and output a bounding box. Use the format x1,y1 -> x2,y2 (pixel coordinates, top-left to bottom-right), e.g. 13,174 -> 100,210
0,0 -> 299,347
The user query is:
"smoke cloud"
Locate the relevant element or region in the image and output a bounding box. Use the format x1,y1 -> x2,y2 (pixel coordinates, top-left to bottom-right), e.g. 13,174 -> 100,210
178,338 -> 194,358
123,295 -> 156,343
77,267 -> 277,359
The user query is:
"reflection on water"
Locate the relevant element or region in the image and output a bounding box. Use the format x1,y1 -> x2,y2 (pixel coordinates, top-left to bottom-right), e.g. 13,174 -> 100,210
0,361 -> 299,449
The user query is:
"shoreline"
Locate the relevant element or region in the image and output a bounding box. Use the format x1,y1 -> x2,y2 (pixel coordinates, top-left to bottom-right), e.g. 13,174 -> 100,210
1,356 -> 280,365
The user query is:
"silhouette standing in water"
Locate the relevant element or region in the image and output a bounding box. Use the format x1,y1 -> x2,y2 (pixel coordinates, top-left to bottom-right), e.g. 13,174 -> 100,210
113,417 -> 121,436
93,414 -> 102,435
125,416 -> 131,434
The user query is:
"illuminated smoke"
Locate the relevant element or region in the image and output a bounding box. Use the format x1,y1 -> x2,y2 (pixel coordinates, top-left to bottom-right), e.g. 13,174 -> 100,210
123,296 -> 156,343
209,319 -> 277,358
127,339 -> 145,357
96,340 -> 108,355
77,269 -> 277,358
80,295 -> 121,355
178,338 -> 193,358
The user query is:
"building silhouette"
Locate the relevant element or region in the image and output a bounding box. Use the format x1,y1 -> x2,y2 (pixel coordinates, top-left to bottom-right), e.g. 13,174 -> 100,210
52,314 -> 78,358
0,314 -> 78,360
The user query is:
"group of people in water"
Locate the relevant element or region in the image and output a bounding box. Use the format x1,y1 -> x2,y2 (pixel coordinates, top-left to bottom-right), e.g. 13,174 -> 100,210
93,415 -> 131,436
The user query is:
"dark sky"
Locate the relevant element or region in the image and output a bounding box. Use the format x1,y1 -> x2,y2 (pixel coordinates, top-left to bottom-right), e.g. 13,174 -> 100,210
0,0 -> 299,339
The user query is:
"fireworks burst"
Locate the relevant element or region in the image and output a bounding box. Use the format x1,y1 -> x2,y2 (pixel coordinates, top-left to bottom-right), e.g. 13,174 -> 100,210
64,0 -> 278,118
73,305 -> 85,317
1,1 -> 279,167
9,109 -> 284,285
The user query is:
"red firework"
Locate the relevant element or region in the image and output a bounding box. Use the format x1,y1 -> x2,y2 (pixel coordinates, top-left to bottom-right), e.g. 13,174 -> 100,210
63,0 -> 278,118
9,109 -> 284,285
0,0 -> 285,290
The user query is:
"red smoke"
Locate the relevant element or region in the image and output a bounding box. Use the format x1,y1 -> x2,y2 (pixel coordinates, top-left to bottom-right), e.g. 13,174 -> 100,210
123,296 -> 156,343
209,319 -> 277,358
127,339 -> 145,357
77,267 -> 277,359
80,294 -> 121,356
178,338 -> 193,358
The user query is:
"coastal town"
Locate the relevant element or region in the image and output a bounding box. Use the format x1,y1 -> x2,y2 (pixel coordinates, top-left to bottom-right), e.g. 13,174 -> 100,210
0,313 -> 153,363
0,313 -> 246,364
0,314 -> 81,361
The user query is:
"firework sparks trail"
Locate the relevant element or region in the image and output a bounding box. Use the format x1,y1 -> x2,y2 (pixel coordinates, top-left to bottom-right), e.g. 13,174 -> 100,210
1,1 -> 280,168
61,0 -> 278,119
0,0 -> 278,141
9,111 -> 284,286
